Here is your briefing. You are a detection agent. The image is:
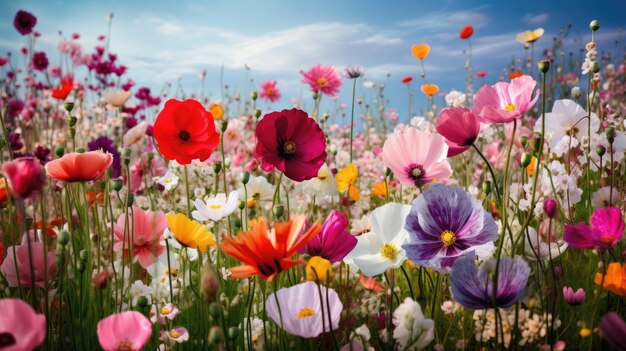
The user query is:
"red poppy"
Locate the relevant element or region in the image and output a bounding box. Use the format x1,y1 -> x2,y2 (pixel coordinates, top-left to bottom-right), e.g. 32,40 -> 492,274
476,70 -> 488,78
153,99 -> 220,165
51,79 -> 73,100
460,25 -> 474,40
401,76 -> 413,84
255,108 -> 327,182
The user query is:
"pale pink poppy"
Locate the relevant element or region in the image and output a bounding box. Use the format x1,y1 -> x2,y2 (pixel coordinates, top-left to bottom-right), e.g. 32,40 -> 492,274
123,121 -> 149,147
45,151 -> 112,183
0,298 -> 46,351
1,241 -> 56,288
113,207 -> 167,269
472,75 -> 538,124
128,154 -> 166,192
97,311 -> 152,351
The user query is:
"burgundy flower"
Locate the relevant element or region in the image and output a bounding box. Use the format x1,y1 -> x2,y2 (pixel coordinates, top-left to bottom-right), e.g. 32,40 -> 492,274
255,109 -> 327,182
14,10 -> 37,35
31,52 -> 48,71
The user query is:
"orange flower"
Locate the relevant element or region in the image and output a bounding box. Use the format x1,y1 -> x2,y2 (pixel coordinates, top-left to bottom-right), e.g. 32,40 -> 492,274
595,262 -> 626,296
509,71 -> 524,80
209,103 -> 224,120
51,79 -> 74,100
411,44 -> 430,60
371,181 -> 388,198
421,84 -> 439,97
45,151 -> 112,183
220,215 -> 322,281
526,156 -> 538,177
32,216 -> 67,238
359,274 -> 383,292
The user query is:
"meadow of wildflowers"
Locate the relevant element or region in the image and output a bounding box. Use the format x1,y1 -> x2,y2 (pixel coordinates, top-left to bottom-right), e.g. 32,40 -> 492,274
1,7 -> 626,351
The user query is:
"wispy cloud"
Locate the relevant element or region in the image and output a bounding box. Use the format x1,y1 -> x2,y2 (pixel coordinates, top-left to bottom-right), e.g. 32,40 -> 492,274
522,13 -> 549,26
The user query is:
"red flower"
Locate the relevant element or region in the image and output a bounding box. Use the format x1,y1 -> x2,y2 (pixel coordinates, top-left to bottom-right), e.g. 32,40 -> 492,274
153,99 -> 220,165
51,80 -> 73,100
255,109 -> 327,182
476,70 -> 488,78
401,76 -> 413,84
460,25 -> 474,40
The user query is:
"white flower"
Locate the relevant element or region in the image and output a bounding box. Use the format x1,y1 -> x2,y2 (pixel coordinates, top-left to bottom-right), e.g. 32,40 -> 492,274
440,300 -> 461,315
392,298 -> 435,350
123,121 -> 148,147
241,317 -> 265,350
343,203 -> 411,276
354,324 -> 371,341
129,280 -> 152,306
103,90 -> 132,107
523,227 -> 568,261
160,327 -> 189,346
301,164 -> 337,197
444,90 -> 467,107
192,191 -> 239,222
238,175 -> 274,205
591,186 -> 619,208
535,99 -> 599,152
156,171 -> 179,192
363,80 -> 375,89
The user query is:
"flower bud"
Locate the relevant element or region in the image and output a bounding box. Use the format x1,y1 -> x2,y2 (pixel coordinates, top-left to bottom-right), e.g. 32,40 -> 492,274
241,171 -> 250,185
312,91 -> 319,100
543,197 -> 558,218
538,60 -> 550,73
596,145 -> 606,157
571,86 -> 582,99
384,167 -> 392,177
54,146 -> 65,158
563,286 -> 586,306
482,181 -> 491,196
251,91 -> 258,101
520,153 -> 532,168
220,121 -> 228,133
126,193 -> 134,207
589,20 -> 600,31
208,326 -> 224,344
1,157 -> 46,198
306,256 -> 332,282
209,302 -> 222,321
272,204 -> 284,218
212,162 -> 222,174
95,271 -> 110,290
520,135 -> 528,148
64,101 -> 75,112
76,148 -> 85,153
67,129 -> 75,139
606,127 -> 615,144
136,296 -> 149,308
112,179 -> 123,192
67,116 -> 78,127
254,109 -> 262,118
58,231 -> 71,246
201,263 -> 220,303
237,200 -> 246,210
79,249 -> 88,262
591,61 -> 601,74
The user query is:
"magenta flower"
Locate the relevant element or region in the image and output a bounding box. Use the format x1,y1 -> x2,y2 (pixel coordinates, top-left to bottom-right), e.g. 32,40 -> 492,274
600,312 -> 626,351
301,210 -> 357,263
14,10 -> 37,35
31,52 -> 49,71
259,80 -> 281,103
97,311 -> 152,351
0,298 -> 46,351
436,107 -> 481,157
1,240 -> 56,288
113,207 -> 168,269
1,157 -> 46,198
382,128 -> 452,187
562,287 -> 586,306
472,75 -> 538,124
563,207 -> 624,249
302,64 -> 342,96
255,109 -> 327,182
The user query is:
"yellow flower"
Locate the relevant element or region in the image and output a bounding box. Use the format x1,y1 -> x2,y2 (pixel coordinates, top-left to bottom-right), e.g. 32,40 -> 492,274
526,156 -> 538,177
579,328 -> 591,337
372,181 -> 388,198
515,28 -> 544,44
411,44 -> 430,60
306,256 -> 332,282
336,163 -> 358,192
166,213 -> 215,251
209,103 -> 224,120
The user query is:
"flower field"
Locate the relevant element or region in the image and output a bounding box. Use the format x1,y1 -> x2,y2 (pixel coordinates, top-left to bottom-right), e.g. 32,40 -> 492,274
1,7 -> 626,351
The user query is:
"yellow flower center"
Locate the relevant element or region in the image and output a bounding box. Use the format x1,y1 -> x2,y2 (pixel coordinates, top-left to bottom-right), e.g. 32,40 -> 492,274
115,340 -> 133,351
440,230 -> 456,247
164,268 -> 179,277
380,242 -> 398,260
283,141 -> 297,155
161,306 -> 171,315
504,104 -> 516,112
317,77 -> 328,86
209,204 -> 222,209
164,178 -> 172,183
297,307 -> 316,319
170,330 -> 181,338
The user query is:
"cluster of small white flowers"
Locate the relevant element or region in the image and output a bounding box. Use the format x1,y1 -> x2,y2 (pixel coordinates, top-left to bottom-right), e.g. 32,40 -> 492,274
392,298 -> 435,351
360,294 -> 381,316
539,161 -> 583,209
440,300 -> 462,315
473,308 -> 560,348
444,90 -> 467,107
241,317 -> 265,351
581,42 -> 597,75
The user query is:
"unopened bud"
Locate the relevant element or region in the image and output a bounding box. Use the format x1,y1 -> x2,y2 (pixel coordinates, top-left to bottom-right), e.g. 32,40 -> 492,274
238,200 -> 246,210
58,231 -> 71,245
228,327 -> 238,340
589,20 -> 600,31
591,61 -> 601,74
79,250 -> 88,262
384,167 -> 392,177
254,109 -> 262,118
213,162 -> 222,174
520,135 -> 528,148
543,197 -> 558,218
538,60 -> 550,73
112,179 -> 123,192
571,86 -> 582,99
220,121 -> 228,133
67,116 -> 78,127
272,205 -> 284,218
241,172 -> 250,185
201,263 -> 220,302
208,326 -> 224,344
76,261 -> 85,273
596,145 -> 606,157
521,153 -> 532,168
482,181 -> 491,196
312,91 -> 319,100
54,146 -> 65,158
76,148 -> 85,153
136,296 -> 148,308
126,193 -> 134,207
209,302 -> 222,321
251,91 -> 258,101
64,102 -> 75,112
606,127 -> 615,144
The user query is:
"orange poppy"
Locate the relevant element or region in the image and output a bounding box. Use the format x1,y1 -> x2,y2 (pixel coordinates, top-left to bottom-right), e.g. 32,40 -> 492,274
371,181 -> 388,198
86,191 -> 105,205
220,215 -> 322,281
421,84 -> 439,97
595,262 -> 626,296
32,216 -> 67,238
509,71 -> 524,80
209,103 -> 224,120
459,25 -> 474,40
411,44 -> 430,60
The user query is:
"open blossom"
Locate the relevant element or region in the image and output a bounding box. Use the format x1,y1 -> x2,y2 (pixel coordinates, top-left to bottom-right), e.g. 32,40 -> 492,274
97,311 -> 152,351
302,64 -> 342,96
436,107 -> 481,157
1,240 -> 56,288
301,210 -> 357,263
259,80 -> 281,103
301,163 -> 337,197
192,191 -> 239,222
0,298 -> 46,351
564,207 -> 624,249
113,207 -> 167,269
1,157 -> 46,198
393,298 -> 435,350
45,151 -> 113,183
535,99 -> 599,155
472,75 -> 538,124
14,10 -> 37,35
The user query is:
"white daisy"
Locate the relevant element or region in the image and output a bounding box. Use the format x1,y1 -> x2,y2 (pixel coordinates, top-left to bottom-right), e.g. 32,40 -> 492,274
192,191 -> 239,222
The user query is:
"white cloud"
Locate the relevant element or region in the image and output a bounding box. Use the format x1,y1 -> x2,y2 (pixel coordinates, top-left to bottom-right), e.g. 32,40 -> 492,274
522,13 -> 549,26
399,8 -> 490,30
354,34 -> 402,45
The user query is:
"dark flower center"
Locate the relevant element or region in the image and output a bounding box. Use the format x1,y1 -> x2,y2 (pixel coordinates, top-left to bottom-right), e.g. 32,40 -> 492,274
178,130 -> 190,142
280,141 -> 297,158
0,333 -> 16,348
406,164 -> 426,186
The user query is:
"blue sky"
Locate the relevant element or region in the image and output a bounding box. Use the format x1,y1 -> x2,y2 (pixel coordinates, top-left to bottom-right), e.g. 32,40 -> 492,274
1,0 -> 625,121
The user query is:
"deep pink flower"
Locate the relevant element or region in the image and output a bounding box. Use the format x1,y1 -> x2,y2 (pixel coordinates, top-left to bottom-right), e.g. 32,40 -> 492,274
259,80 -> 281,103
302,64 -> 342,96
0,240 -> 56,288
0,56 -> 8,66
97,311 -> 152,351
562,286 -> 586,306
301,210 -> 357,263
472,75 -> 538,124
382,128 -> 452,187
255,109 -> 327,182
31,52 -> 49,71
436,107 -> 481,157
0,298 -> 46,351
564,207 -> 624,249
1,157 -> 46,198
113,207 -> 168,269
14,10 -> 37,35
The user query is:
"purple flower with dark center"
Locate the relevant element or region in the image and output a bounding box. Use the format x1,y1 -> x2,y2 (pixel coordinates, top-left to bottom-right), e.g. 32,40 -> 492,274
31,52 -> 48,71
88,136 -> 121,177
403,184 -> 498,271
301,210 -> 357,263
600,312 -> 626,351
14,10 -> 37,35
562,287 -> 585,306
450,256 -> 530,309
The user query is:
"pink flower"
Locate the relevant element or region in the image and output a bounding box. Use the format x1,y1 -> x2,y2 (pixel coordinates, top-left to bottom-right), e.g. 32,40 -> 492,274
436,107 -> 481,157
302,64 -> 342,96
129,154 -> 166,192
472,75 -> 538,124
1,240 -> 56,288
0,298 -> 46,351
113,207 -> 168,269
259,80 -> 281,103
97,311 -> 152,351
564,207 -> 624,249
382,128 -> 452,187
1,157 -> 46,198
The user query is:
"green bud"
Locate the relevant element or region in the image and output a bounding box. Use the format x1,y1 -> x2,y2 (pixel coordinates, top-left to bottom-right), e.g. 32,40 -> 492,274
531,135 -> 541,155
98,180 -> 107,191
208,326 -> 224,344
596,145 -> 606,157
482,180 -> 491,196
55,253 -> 64,266
79,250 -> 88,262
147,152 -> 154,161
589,20 -> 600,31
220,121 -> 228,133
213,162 -> 222,174
58,231 -> 71,246
136,296 -> 149,308
54,146 -> 65,158
592,61 -> 601,74
384,167 -> 392,177
520,135 -> 528,148
272,205 -> 284,218
77,261 -> 85,273
209,302 -> 222,321
251,91 -> 258,101
312,91 -> 319,100
67,116 -> 78,127
112,179 -> 124,192
64,101 -> 75,113
238,200 -> 246,210
520,153 -> 532,168
126,193 -> 134,207
76,148 -> 85,153
254,109 -> 262,118
538,60 -> 550,73
606,127 -> 615,144
241,172 -> 250,185
228,327 -> 238,340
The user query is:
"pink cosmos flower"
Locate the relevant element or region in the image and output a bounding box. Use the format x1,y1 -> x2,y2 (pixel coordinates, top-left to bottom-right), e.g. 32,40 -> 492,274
97,311 -> 152,351
0,298 -> 46,351
382,128 -> 452,187
564,207 -> 624,249
1,240 -> 56,288
472,75 -> 538,124
436,107 -> 481,157
129,154 -> 166,192
113,207 -> 168,268
302,64 -> 342,96
259,80 -> 281,103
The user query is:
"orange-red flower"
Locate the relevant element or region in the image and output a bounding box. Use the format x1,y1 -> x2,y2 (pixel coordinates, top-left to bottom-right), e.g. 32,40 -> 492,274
460,25 -> 474,40
220,216 -> 322,281
421,84 -> 439,97
411,44 -> 430,60
595,262 -> 626,296
153,99 -> 220,165
359,274 -> 383,292
45,151 -> 112,183
509,71 -> 524,80
51,79 -> 74,100
401,76 -> 413,84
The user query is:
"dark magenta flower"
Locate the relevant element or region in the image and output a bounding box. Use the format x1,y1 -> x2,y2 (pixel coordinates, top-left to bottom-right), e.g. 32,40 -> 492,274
31,52 -> 48,71
1,157 -> 46,198
254,108 -> 327,182
403,184 -> 498,271
301,210 -> 357,263
450,256 -> 530,309
14,10 -> 37,35
600,312 -> 626,351
564,207 -> 624,249
88,136 -> 121,178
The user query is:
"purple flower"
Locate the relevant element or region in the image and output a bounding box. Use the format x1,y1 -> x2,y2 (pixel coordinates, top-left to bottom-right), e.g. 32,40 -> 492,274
7,99 -> 25,121
31,52 -> 48,71
14,10 -> 37,35
88,136 -> 121,178
450,256 -> 530,309
562,287 -> 585,306
564,207 -> 624,249
8,132 -> 23,151
600,312 -> 626,351
403,184 -> 498,271
343,65 -> 364,79
33,145 -> 51,165
302,210 -> 357,263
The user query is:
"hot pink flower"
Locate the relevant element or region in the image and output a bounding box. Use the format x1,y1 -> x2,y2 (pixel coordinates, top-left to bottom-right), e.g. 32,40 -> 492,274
113,207 -> 167,269
302,64 -> 342,96
97,311 -> 152,351
472,75 -> 538,124
564,207 -> 624,249
0,298 -> 46,351
382,128 -> 452,187
436,107 -> 481,157
1,240 -> 56,288
259,80 -> 281,103
1,157 -> 46,198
